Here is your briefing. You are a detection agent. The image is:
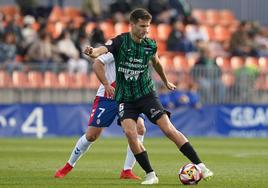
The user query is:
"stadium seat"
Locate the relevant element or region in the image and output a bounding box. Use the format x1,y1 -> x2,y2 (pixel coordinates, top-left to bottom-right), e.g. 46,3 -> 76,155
12,71 -> 28,88
219,9 -> 236,26
258,57 -> 268,73
85,22 -> 97,35
88,72 -> 100,89
63,7 -> 82,24
74,73 -> 91,89
213,25 -> 231,42
245,57 -> 259,70
185,24 -> 196,35
200,25 -> 214,41
173,55 -> 189,72
114,22 -> 129,36
43,71 -> 59,89
49,6 -> 63,22
156,40 -> 167,55
230,56 -> 244,70
0,71 -> 12,88
63,7 -> 81,18
192,9 -> 206,24
221,72 -> 236,87
157,23 -> 172,41
216,56 -> 231,72
159,55 -> 174,72
99,21 -> 115,39
148,24 -> 158,40
58,72 -> 75,89
0,5 -> 19,17
186,53 -> 199,69
28,71 -> 44,89
206,9 -> 220,26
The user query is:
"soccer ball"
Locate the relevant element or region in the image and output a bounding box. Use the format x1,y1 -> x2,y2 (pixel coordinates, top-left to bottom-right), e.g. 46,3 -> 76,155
178,163 -> 202,185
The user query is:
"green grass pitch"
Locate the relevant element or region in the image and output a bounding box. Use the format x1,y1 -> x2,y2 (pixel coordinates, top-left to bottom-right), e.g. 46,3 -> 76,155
0,137 -> 268,188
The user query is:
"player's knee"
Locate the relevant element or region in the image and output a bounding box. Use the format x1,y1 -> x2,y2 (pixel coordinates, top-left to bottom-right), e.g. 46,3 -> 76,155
137,118 -> 146,135
124,129 -> 138,140
137,125 -> 146,135
85,132 -> 99,142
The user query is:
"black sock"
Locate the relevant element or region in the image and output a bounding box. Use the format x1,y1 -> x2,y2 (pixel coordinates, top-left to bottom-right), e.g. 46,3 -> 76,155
134,151 -> 153,174
180,142 -> 202,164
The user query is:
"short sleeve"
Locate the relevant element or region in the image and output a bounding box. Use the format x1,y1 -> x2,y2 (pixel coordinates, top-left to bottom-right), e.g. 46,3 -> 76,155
97,52 -> 114,65
104,35 -> 122,56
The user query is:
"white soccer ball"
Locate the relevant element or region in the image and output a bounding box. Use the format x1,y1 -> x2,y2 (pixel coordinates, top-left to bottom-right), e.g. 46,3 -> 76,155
178,163 -> 202,185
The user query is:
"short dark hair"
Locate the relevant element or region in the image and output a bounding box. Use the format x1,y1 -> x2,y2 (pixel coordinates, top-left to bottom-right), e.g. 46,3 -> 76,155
129,8 -> 152,23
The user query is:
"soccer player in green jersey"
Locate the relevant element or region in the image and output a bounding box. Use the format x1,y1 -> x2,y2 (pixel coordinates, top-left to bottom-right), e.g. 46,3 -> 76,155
84,8 -> 213,185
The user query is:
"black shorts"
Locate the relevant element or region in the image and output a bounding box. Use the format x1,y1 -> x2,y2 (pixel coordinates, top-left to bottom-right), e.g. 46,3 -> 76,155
118,91 -> 169,124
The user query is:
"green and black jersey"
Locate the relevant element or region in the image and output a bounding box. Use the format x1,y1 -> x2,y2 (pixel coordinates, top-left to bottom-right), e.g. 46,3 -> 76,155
105,32 -> 157,102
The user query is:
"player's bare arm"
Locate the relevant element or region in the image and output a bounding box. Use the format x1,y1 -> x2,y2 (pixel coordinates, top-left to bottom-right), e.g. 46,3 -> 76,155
93,59 -> 115,98
151,53 -> 176,90
84,45 -> 108,58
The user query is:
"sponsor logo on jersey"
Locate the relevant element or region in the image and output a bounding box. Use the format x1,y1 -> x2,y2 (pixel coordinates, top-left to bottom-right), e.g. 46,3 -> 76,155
118,67 -> 144,81
129,58 -> 142,63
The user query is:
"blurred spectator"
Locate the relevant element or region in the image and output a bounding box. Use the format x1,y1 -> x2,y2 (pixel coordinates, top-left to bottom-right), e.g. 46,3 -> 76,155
0,33 -> 17,63
185,24 -> 208,43
4,15 -> 23,43
169,0 -> 196,24
147,0 -> 174,24
229,21 -> 258,57
57,30 -> 79,62
221,71 -> 240,103
0,13 -> 5,36
167,19 -> 195,53
90,25 -> 105,47
253,29 -> 268,57
75,34 -> 90,59
191,44 -> 225,103
67,54 -> 88,74
0,32 -> 24,72
15,0 -> 38,15
109,0 -> 131,23
21,15 -> 37,47
207,41 -> 229,58
82,0 -> 101,21
26,32 -> 60,71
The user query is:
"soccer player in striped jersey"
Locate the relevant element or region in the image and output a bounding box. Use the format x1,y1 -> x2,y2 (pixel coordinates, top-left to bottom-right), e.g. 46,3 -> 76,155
84,8 -> 213,185
55,52 -> 146,180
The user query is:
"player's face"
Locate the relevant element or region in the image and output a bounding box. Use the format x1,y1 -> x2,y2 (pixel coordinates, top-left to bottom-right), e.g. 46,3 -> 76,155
131,19 -> 151,39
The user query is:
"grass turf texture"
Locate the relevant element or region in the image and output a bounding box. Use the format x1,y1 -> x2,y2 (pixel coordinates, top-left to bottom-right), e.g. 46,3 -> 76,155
0,137 -> 267,188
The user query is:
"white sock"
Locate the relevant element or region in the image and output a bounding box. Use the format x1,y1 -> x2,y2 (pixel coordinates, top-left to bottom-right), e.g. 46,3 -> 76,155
197,163 -> 205,168
68,134 -> 92,167
123,134 -> 144,170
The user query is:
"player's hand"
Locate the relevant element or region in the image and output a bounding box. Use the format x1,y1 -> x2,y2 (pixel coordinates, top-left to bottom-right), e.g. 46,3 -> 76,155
104,84 -> 115,99
84,46 -> 93,57
166,81 -> 176,90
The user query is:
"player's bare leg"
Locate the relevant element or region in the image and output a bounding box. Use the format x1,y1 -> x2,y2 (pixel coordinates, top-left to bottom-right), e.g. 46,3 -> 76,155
54,127 -> 103,178
120,117 -> 146,180
121,119 -> 158,184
